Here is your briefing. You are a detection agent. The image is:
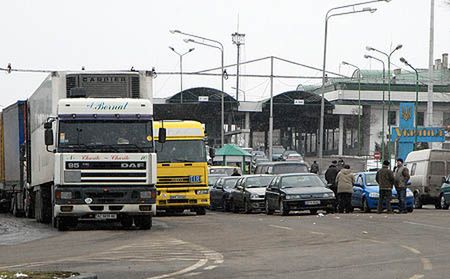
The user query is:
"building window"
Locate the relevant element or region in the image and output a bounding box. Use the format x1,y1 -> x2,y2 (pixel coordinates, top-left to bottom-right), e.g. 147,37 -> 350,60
417,112 -> 424,126
388,111 -> 397,126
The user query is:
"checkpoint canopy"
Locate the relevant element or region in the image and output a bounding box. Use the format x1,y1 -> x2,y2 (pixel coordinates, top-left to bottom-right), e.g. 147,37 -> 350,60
213,144 -> 252,174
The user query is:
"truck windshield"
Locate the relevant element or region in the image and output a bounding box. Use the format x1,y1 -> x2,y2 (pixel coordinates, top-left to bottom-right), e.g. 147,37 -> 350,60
58,120 -> 153,153
156,140 -> 206,163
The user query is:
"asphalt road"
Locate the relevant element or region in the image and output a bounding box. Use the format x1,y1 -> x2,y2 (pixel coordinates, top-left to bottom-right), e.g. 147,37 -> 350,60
1,208 -> 450,279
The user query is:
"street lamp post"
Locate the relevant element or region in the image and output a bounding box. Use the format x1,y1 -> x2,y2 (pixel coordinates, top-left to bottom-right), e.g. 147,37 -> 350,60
231,86 -> 246,101
231,32 -> 245,102
168,46 -> 195,103
400,57 -> 419,149
366,44 -> 402,161
319,1 -> 381,167
170,30 -> 226,147
342,61 -> 362,156
364,54 -> 386,162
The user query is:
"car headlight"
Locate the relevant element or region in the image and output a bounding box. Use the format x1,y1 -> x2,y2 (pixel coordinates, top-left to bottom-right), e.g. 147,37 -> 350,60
323,192 -> 334,198
196,190 -> 209,195
406,191 -> 414,197
56,191 -> 72,200
369,192 -> 379,198
250,194 -> 259,200
286,194 -> 301,200
140,191 -> 153,199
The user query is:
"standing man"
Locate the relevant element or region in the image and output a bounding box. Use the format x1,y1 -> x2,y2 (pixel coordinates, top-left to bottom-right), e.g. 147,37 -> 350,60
325,160 -> 339,196
336,164 -> 354,213
394,158 -> 410,214
375,160 -> 395,214
310,161 -> 319,174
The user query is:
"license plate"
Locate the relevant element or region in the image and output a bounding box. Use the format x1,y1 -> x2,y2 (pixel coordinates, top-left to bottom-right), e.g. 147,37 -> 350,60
391,199 -> 399,203
190,176 -> 201,183
171,195 -> 186,200
305,200 -> 321,205
95,214 -> 117,220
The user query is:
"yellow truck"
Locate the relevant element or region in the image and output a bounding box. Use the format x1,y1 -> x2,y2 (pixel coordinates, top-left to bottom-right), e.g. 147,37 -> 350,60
154,120 -> 209,215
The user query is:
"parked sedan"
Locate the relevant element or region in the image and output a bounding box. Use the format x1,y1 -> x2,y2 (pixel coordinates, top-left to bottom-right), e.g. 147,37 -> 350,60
439,174 -> 450,209
265,173 -> 336,215
229,175 -> 275,213
352,172 -> 414,213
209,176 -> 241,211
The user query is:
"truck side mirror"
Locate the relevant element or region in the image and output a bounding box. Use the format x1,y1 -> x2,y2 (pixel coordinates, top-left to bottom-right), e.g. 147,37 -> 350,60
158,128 -> 167,144
45,127 -> 54,146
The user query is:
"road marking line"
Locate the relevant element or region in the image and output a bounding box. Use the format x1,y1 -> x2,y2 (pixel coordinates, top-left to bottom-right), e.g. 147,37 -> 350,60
183,272 -> 202,277
401,245 -> 421,255
310,231 -> 325,235
203,265 -> 217,270
367,239 -> 385,244
421,258 -> 432,271
269,224 -> 293,231
215,259 -> 224,264
146,259 -> 208,279
403,221 -> 450,230
409,274 -> 424,279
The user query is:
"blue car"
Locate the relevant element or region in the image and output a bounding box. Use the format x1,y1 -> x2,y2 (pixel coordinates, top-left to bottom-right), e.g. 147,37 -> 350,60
352,172 -> 414,213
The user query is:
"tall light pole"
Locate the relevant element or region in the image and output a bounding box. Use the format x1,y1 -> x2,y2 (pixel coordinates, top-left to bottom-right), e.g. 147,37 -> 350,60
342,61 -> 362,156
231,86 -> 246,101
232,32 -> 245,102
168,46 -> 195,103
364,54 -> 386,162
366,44 -> 402,160
319,1 -> 382,166
170,30 -> 226,147
400,57 -> 419,149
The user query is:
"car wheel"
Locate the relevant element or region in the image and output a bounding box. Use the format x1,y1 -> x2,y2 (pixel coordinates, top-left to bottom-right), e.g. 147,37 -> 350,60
210,201 -> 217,211
435,199 -> 442,209
222,199 -> 230,212
362,198 -> 371,213
265,199 -> 274,215
244,200 -> 252,214
441,194 -> 450,210
231,200 -> 239,213
279,200 -> 289,216
414,193 -> 422,209
407,207 -> 414,213
310,209 -> 318,215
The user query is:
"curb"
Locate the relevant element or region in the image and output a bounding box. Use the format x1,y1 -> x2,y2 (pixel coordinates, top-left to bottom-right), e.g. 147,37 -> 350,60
72,274 -> 97,279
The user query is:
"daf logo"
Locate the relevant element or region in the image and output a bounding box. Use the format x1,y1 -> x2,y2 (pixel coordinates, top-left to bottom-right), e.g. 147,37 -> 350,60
121,163 -> 144,169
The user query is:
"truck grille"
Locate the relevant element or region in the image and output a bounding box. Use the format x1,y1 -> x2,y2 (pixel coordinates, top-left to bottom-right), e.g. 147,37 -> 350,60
65,161 -> 147,184
158,176 -> 190,184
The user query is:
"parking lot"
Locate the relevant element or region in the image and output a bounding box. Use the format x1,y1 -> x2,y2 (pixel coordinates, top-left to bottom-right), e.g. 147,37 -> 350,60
1,207 -> 450,279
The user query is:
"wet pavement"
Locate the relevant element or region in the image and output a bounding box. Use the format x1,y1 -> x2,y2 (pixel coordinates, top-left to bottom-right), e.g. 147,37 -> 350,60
0,214 -> 58,246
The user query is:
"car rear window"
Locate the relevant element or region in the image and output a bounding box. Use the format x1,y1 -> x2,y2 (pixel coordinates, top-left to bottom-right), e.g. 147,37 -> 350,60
273,164 -> 308,174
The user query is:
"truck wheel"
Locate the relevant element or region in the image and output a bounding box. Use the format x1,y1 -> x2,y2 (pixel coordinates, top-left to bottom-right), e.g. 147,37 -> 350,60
310,209 -> 318,215
120,216 -> 133,228
134,216 -> 152,230
414,193 -> 422,209
195,207 -> 206,215
56,217 -> 68,231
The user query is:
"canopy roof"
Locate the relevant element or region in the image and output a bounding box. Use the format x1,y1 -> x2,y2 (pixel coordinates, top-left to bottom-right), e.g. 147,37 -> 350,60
215,144 -> 251,157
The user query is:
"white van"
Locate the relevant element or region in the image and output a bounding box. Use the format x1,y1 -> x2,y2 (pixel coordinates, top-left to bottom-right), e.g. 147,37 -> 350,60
405,149 -> 450,208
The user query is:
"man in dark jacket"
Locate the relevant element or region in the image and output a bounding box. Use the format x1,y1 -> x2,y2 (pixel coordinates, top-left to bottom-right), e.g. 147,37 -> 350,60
310,161 -> 319,174
394,158 -> 410,214
325,160 -> 339,195
375,160 -> 395,214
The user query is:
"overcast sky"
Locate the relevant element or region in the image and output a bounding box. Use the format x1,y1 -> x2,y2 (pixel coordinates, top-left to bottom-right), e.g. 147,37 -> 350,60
1,0 -> 449,105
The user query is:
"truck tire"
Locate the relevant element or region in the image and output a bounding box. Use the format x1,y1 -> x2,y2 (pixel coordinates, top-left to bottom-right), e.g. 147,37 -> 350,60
56,217 -> 68,231
134,216 -> 152,230
195,207 -> 206,215
120,216 -> 133,228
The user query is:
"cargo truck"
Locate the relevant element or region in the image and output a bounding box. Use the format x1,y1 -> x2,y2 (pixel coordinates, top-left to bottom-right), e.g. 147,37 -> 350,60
153,120 -> 209,215
2,71 -> 162,230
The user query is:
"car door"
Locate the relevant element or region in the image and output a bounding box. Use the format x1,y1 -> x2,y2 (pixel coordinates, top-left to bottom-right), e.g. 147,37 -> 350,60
266,177 -> 279,207
233,178 -> 244,208
210,178 -> 221,205
271,177 -> 282,209
352,174 -> 364,207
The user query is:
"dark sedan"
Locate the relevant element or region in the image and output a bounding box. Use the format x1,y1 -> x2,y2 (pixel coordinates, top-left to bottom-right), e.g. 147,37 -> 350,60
209,176 -> 241,211
229,175 -> 275,213
265,173 -> 336,215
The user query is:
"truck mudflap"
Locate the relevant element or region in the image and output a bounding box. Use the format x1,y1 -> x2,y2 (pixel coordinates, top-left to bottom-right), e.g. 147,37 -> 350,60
54,204 -> 156,219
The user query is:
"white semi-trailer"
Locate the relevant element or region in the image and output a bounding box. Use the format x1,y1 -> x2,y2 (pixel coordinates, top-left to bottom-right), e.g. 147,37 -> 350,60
8,71 -> 162,230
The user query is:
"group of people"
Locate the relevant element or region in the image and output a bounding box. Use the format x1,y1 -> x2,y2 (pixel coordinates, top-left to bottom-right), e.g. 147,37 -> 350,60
324,158 -> 410,214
